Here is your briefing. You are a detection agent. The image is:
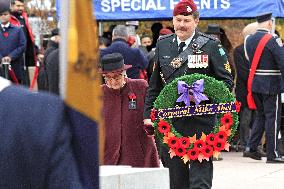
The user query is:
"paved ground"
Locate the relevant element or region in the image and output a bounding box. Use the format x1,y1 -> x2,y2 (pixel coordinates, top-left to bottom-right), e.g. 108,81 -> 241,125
213,152 -> 284,189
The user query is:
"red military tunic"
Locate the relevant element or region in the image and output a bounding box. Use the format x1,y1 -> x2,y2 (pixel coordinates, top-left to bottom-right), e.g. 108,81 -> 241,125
103,78 -> 159,167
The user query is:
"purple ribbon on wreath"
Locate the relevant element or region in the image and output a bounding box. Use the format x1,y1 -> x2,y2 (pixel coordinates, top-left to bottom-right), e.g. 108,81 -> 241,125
176,79 -> 209,106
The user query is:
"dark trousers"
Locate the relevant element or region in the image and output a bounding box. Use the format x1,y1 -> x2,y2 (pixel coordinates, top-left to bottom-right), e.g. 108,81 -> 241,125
248,93 -> 282,160
160,145 -> 213,189
239,106 -> 256,148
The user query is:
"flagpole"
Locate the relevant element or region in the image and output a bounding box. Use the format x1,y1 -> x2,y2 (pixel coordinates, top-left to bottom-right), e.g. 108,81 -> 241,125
59,0 -> 68,98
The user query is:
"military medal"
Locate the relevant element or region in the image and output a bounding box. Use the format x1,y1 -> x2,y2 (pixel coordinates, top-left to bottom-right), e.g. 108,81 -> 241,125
188,54 -> 209,68
128,92 -> 137,110
170,57 -> 183,68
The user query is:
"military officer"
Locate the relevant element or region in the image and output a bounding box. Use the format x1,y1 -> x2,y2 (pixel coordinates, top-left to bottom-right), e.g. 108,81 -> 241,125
245,12 -> 284,163
143,0 -> 233,188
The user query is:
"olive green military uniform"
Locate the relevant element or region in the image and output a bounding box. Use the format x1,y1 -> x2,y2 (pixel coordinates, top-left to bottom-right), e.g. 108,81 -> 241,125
144,31 -> 233,189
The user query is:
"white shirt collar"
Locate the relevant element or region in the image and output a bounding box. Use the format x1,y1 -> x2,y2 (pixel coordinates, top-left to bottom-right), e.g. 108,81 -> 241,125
0,77 -> 11,92
1,22 -> 10,28
257,28 -> 271,33
177,31 -> 196,49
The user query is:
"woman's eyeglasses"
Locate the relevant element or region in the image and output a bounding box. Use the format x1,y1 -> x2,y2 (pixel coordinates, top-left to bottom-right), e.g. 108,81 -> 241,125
103,74 -> 124,82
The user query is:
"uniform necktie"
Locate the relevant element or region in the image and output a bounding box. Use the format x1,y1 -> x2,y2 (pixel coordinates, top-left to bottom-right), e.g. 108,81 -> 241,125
178,42 -> 186,54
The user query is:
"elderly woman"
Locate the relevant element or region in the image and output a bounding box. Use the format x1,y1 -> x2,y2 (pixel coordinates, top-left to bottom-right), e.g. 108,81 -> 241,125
101,53 -> 159,167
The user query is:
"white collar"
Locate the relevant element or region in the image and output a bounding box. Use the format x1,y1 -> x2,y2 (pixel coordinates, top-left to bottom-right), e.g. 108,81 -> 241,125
257,28 -> 271,33
177,31 -> 196,47
0,77 -> 11,92
1,22 -> 10,28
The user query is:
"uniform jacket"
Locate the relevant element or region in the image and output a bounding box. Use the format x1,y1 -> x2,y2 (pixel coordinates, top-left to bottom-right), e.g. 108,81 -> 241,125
10,12 -> 36,67
38,40 -> 59,91
100,39 -> 148,79
103,78 -> 159,167
246,29 -> 284,94
234,44 -> 250,107
144,31 -> 233,137
0,24 -> 26,80
0,83 -> 83,189
46,49 -> 59,95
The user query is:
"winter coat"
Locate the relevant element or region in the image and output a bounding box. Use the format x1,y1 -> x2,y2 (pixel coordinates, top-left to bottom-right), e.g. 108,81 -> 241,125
102,78 -> 159,167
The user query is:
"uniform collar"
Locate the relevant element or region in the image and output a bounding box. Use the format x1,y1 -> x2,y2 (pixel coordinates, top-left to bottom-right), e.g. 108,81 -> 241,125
1,22 -> 10,30
257,28 -> 271,33
176,30 -> 196,48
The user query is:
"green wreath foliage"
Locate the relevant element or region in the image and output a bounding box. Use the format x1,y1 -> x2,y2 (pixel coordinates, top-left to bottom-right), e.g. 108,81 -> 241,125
153,73 -> 238,145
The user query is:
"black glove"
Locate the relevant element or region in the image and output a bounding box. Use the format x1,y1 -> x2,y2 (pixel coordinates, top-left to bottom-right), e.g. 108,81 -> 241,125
143,124 -> 154,136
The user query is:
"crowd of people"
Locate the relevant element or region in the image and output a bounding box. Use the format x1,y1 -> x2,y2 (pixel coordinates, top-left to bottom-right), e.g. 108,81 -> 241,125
98,1 -> 284,189
1,0 -> 284,188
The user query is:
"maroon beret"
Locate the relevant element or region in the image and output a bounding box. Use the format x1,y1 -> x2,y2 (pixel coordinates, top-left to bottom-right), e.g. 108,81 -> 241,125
173,0 -> 197,16
159,28 -> 173,36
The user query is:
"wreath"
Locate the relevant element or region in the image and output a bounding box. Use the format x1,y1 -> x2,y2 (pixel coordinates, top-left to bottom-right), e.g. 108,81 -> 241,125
151,73 -> 240,163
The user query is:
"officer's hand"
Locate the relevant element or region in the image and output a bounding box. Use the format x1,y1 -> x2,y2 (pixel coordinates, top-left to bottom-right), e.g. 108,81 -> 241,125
143,119 -> 154,136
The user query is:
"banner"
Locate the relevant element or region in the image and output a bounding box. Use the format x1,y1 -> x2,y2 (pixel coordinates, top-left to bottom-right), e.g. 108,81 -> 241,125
155,102 -> 236,119
93,0 -> 284,20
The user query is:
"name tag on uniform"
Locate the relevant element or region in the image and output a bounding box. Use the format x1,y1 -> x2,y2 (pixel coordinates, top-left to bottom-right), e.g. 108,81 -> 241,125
188,55 -> 208,68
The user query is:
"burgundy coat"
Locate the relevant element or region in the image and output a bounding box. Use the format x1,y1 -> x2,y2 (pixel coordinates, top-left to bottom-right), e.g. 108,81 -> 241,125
103,79 -> 159,167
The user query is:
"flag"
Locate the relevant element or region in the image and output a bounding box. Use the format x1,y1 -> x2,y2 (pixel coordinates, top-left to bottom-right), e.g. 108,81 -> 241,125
60,0 -> 103,188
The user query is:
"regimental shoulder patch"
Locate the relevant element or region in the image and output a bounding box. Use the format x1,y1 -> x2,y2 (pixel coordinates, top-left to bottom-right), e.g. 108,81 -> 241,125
276,38 -> 283,47
224,61 -> 231,73
219,48 -> 226,56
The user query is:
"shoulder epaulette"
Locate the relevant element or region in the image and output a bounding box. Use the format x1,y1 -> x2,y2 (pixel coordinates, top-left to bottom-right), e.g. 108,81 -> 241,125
198,32 -> 220,43
158,33 -> 175,41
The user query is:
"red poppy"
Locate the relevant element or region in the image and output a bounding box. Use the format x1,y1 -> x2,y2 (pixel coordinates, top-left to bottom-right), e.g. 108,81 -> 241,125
187,147 -> 199,160
201,145 -> 214,158
150,109 -> 157,122
3,32 -> 8,38
179,137 -> 190,148
194,140 -> 205,151
215,131 -> 228,143
213,140 -> 225,151
168,136 -> 180,148
174,145 -> 186,157
128,92 -> 136,100
206,133 -> 215,146
158,120 -> 171,134
235,101 -> 241,113
221,113 -> 233,127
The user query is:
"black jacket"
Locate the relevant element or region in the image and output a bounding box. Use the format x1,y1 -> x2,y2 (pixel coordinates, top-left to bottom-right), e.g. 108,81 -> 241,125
46,49 -> 59,95
233,44 -> 250,107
